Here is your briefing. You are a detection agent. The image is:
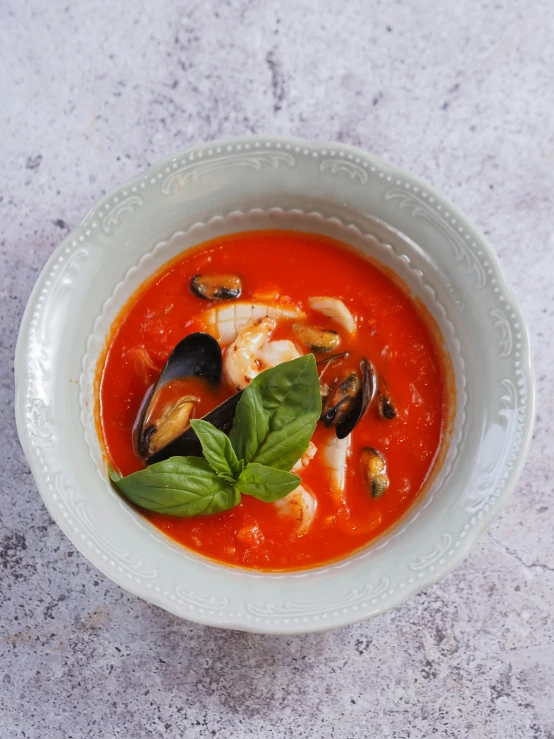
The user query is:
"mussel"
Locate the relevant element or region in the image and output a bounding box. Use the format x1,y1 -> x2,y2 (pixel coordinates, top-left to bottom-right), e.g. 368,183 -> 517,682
321,373 -> 361,426
135,332 -> 240,464
360,447 -> 389,498
377,378 -> 396,420
147,392 -> 242,464
293,324 -> 340,354
319,356 -> 376,439
190,274 -> 242,301
143,395 -> 200,457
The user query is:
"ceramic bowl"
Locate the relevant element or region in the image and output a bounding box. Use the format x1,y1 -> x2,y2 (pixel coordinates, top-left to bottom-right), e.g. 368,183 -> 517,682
15,136 -> 535,634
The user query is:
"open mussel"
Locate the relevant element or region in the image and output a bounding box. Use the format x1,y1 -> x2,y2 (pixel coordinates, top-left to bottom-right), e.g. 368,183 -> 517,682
190,274 -> 242,301
319,356 -> 377,439
142,395 -> 200,457
147,392 -> 242,464
135,332 -> 240,463
360,447 -> 389,498
321,373 -> 360,426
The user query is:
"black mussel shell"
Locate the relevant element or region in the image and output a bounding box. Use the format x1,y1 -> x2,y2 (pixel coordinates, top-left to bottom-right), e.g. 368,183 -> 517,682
380,395 -> 396,420
317,355 -> 378,437
321,373 -> 360,428
377,378 -> 396,420
136,333 -> 223,459
191,274 -> 242,301
146,392 -> 242,464
156,332 -> 222,385
335,359 -> 376,439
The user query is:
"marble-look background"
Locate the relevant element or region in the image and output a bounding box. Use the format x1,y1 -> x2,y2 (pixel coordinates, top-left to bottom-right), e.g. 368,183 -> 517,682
1,0 -> 553,737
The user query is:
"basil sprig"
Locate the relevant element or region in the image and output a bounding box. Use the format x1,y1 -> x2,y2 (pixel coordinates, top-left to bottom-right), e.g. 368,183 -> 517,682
109,354 -> 321,517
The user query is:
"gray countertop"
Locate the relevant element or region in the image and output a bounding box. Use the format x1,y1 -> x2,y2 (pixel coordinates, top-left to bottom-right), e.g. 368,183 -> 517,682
2,1 -> 553,737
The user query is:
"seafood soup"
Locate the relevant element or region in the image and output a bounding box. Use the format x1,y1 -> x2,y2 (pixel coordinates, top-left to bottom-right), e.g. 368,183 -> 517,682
99,230 -> 450,571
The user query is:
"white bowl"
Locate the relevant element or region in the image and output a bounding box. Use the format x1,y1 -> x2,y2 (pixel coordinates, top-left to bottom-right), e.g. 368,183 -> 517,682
15,136 -> 535,634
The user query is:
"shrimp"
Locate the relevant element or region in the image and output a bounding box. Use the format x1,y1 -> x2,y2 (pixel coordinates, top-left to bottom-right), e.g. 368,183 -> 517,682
223,319 -> 303,390
291,440 -> 318,473
257,339 -> 301,368
274,484 -> 317,535
321,434 -> 351,505
223,317 -> 276,390
272,444 -> 318,535
203,301 -> 305,345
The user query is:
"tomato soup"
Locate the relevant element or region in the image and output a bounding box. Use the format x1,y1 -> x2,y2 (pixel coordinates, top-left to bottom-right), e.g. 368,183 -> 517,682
98,230 -> 449,570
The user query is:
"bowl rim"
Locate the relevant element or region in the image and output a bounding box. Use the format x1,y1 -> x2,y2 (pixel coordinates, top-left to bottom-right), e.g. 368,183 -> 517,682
15,134 -> 536,633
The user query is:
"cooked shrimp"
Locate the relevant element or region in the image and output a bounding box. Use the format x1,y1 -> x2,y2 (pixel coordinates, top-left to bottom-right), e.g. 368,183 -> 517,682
291,440 -> 317,473
321,434 -> 351,504
274,484 -> 317,535
223,320 -> 304,390
308,296 -> 357,334
203,301 -> 306,345
257,339 -> 301,368
223,317 -> 276,390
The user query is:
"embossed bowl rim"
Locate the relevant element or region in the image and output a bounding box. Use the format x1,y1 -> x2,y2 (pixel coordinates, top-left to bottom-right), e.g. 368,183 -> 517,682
15,135 -> 535,633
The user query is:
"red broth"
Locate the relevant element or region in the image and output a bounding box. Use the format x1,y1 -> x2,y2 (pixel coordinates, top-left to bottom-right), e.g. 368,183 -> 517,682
98,230 -> 450,570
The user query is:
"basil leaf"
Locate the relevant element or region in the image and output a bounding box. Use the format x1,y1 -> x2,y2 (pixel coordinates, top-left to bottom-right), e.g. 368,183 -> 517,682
218,473 -> 237,484
229,379 -> 269,465
190,419 -> 240,478
236,463 -> 301,502
252,411 -> 318,470
230,354 -> 321,472
109,457 -> 240,517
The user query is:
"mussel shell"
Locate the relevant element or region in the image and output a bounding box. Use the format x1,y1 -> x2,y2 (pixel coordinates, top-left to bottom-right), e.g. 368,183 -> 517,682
191,274 -> 242,301
147,392 -> 242,464
317,354 -> 376,438
379,394 -> 396,420
293,324 -> 340,353
136,332 -> 223,459
152,332 -> 222,386
335,359 -> 376,439
321,373 -> 360,427
377,378 -> 396,420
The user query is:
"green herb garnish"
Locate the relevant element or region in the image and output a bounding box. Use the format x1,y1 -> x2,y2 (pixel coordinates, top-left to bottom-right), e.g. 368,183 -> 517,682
109,354 -> 322,517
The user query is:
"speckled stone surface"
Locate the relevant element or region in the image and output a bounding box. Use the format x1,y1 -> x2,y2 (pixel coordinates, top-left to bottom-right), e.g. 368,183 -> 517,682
2,0 -> 553,736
